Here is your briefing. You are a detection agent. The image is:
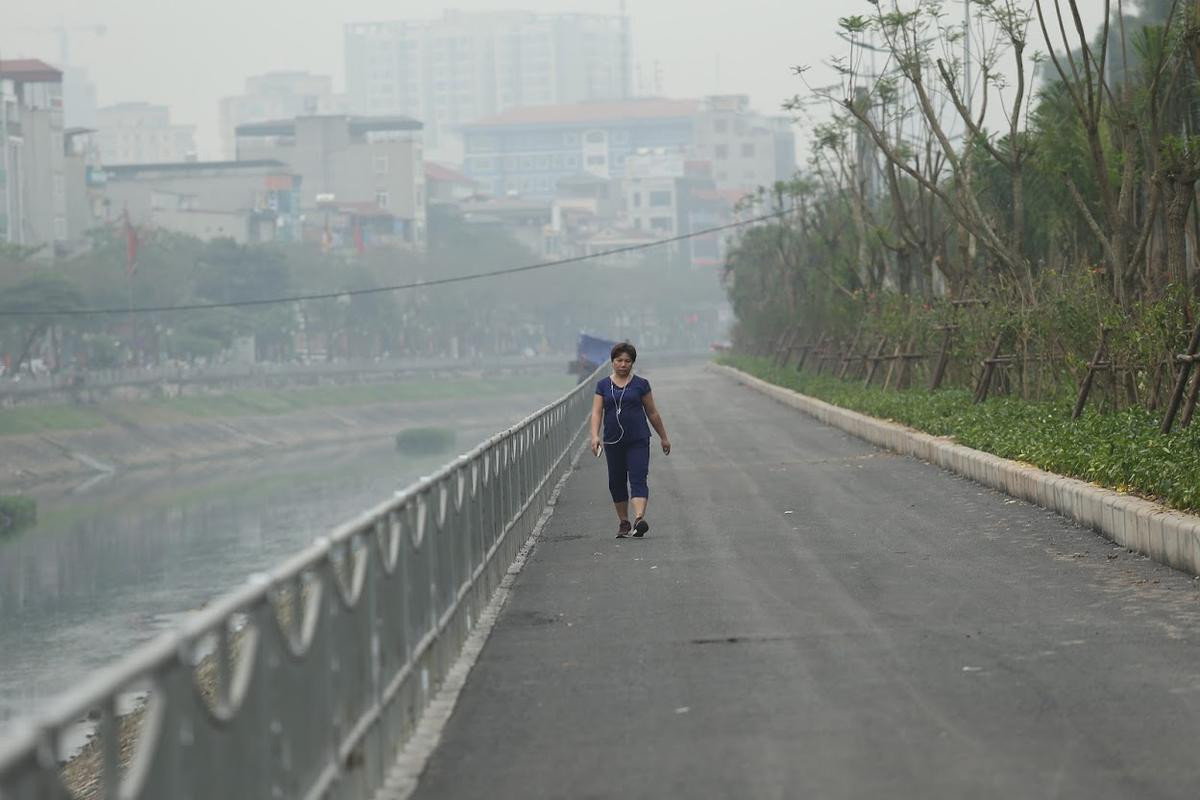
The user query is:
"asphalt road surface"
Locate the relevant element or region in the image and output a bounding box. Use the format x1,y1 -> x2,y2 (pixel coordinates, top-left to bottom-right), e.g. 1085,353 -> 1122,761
411,364 -> 1200,800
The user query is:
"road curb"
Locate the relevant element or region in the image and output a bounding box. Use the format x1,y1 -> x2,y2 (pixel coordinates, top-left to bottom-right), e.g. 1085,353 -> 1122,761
712,363 -> 1200,576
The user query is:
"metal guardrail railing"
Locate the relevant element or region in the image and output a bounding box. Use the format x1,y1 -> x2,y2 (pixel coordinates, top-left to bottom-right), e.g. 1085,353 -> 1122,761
0,367 -> 601,800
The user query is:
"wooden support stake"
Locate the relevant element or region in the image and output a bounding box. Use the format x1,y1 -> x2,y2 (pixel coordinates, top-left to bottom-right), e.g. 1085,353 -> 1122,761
838,328 -> 863,380
1181,367 -> 1200,428
973,334 -> 1005,404
1161,319 -> 1200,434
882,342 -> 903,391
929,325 -> 957,391
795,333 -> 824,373
815,339 -> 838,375
1072,328 -> 1109,420
773,327 -> 801,368
863,337 -> 888,389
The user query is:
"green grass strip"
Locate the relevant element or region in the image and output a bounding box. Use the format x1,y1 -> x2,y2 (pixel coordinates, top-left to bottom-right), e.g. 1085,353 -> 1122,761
721,354 -> 1200,514
0,406 -> 110,436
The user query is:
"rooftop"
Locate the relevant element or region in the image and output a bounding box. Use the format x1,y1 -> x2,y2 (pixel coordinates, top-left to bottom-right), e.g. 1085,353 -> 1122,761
102,159 -> 290,177
237,115 -> 422,136
0,59 -> 62,83
424,162 -> 475,185
464,98 -> 699,128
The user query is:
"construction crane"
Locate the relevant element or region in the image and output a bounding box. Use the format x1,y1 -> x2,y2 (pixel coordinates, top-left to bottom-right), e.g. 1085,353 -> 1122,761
13,23 -> 107,67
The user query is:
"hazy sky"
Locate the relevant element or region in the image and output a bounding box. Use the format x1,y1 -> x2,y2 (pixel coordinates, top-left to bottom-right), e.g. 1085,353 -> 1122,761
4,0 -> 1107,159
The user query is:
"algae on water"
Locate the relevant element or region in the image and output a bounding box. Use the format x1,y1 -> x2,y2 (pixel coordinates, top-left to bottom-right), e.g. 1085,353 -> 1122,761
0,496 -> 37,534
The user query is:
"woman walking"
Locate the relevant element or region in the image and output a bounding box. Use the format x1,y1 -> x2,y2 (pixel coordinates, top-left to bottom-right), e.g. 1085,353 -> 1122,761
590,342 -> 671,538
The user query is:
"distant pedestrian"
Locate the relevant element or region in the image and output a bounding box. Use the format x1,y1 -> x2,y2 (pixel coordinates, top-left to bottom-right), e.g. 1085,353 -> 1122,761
589,342 -> 671,538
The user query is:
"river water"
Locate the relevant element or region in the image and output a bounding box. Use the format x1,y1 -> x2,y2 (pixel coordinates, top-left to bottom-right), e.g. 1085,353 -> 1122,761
0,371 -> 580,727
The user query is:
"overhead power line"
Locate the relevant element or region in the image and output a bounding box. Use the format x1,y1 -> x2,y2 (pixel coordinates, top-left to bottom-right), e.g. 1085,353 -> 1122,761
0,207 -> 792,318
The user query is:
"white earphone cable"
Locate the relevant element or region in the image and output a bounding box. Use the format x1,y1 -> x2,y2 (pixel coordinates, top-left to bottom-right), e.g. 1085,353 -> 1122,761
602,377 -> 629,446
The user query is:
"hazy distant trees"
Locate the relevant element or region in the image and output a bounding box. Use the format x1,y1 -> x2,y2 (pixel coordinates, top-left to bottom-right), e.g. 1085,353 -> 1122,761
0,214 -> 727,372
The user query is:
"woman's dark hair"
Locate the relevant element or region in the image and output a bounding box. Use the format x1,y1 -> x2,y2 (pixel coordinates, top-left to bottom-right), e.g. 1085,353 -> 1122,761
610,342 -> 637,363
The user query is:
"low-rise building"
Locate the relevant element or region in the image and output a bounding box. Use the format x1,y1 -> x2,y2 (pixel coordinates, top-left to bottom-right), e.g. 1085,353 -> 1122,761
95,159 -> 301,244
457,194 -> 553,256
235,115 -> 425,248
425,161 -> 477,203
691,95 -> 796,194
621,151 -> 729,267
461,95 -> 796,200
460,98 -> 698,199
219,72 -> 348,159
95,102 -> 198,165
63,127 -> 100,240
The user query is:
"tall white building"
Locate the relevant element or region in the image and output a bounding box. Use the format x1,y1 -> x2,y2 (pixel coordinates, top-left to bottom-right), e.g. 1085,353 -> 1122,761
95,102 -> 197,165
218,72 -> 348,159
0,59 -> 69,250
345,10 -> 631,164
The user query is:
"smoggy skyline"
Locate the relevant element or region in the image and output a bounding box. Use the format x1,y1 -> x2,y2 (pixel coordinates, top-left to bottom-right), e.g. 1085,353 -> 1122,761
3,0 -> 1107,160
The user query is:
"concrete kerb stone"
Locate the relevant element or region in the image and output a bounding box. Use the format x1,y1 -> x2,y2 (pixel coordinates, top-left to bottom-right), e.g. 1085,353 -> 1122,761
1166,513 -> 1188,567
713,363 -> 1200,577
1148,512 -> 1168,563
1134,505 -> 1152,553
1182,518 -> 1200,574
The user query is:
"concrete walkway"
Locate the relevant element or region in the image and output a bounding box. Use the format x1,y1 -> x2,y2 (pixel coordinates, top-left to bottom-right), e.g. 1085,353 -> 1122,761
411,364 -> 1200,799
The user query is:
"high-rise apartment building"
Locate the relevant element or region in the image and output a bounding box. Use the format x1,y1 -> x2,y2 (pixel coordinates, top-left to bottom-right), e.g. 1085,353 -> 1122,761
344,10 -> 631,163
218,72 -> 348,159
95,102 -> 197,165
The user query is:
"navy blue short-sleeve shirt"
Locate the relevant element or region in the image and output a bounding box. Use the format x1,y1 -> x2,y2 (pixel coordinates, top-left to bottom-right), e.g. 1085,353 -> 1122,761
596,375 -> 652,443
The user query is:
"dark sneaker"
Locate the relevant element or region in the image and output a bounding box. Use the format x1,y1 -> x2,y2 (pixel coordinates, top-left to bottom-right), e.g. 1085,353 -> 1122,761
616,520 -> 632,538
633,517 -> 649,538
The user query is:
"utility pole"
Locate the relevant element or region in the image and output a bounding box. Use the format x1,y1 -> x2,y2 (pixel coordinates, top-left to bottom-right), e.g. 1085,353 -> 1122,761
0,45 -> 9,244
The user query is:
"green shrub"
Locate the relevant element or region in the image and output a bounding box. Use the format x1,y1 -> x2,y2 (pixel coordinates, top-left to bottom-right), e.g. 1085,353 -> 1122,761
0,496 -> 37,533
722,354 -> 1200,513
394,427 -> 456,456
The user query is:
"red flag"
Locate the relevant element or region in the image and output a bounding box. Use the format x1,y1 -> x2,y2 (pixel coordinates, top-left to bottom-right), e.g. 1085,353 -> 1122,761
353,219 -> 365,255
123,212 -> 139,276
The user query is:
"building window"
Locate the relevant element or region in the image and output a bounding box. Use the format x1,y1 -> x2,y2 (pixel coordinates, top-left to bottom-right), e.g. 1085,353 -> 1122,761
715,144 -> 728,160
585,130 -> 606,144
649,190 -> 672,207
54,216 -> 67,241
565,154 -> 579,168
564,132 -> 579,145
650,217 -> 672,232
586,155 -> 606,166
376,191 -> 390,209
741,143 -> 756,158
632,192 -> 641,207
714,119 -> 728,133
374,155 -> 389,174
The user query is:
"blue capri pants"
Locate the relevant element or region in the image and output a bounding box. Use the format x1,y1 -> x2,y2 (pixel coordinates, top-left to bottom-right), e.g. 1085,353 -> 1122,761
604,438 -> 650,502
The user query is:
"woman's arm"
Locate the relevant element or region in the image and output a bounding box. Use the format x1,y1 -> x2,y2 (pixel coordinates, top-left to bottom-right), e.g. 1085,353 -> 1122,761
642,392 -> 671,455
590,394 -> 604,455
